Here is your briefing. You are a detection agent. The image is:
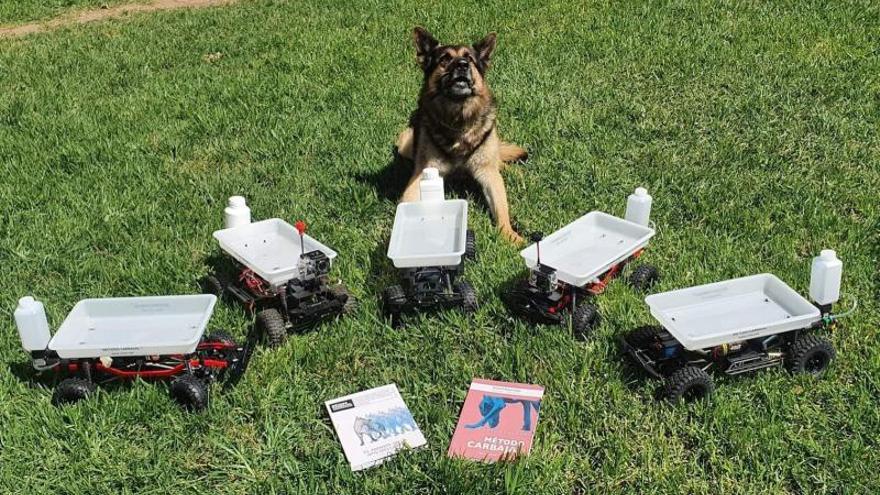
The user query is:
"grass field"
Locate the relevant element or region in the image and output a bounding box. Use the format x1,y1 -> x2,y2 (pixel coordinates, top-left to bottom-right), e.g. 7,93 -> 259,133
1,0 -> 879,493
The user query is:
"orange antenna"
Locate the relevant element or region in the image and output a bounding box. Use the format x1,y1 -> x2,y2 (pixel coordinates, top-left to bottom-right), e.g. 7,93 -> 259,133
295,220 -> 307,254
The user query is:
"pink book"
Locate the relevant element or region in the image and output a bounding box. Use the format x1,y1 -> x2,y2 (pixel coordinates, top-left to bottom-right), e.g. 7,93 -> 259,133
447,379 -> 545,462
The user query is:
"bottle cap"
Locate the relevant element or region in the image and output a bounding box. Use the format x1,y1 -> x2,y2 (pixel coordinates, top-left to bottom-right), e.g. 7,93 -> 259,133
422,168 -> 440,180
634,187 -> 648,196
820,249 -> 837,261
228,196 -> 247,208
18,296 -> 35,308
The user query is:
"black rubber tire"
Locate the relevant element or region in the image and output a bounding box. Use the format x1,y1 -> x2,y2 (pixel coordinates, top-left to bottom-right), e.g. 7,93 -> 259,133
330,284 -> 359,315
201,274 -> 225,298
787,335 -> 835,375
456,281 -> 478,313
664,366 -> 714,403
257,308 -> 287,347
626,325 -> 664,349
382,285 -> 407,326
52,377 -> 96,406
383,285 -> 406,310
170,374 -> 210,412
465,230 -> 477,260
629,264 -> 660,292
571,303 -> 601,340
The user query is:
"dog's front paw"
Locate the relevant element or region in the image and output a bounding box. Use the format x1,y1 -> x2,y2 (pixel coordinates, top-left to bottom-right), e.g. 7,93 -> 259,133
501,227 -> 525,245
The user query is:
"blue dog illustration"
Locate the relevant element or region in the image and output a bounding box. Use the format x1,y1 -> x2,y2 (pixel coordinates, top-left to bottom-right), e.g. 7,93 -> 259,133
464,395 -> 541,431
353,407 -> 417,445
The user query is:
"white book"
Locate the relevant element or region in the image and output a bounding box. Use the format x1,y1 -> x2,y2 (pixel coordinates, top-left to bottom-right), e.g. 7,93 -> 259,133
325,383 -> 426,471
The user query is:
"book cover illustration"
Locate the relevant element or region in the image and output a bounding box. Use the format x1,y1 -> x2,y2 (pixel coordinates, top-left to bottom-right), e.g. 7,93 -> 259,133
447,378 -> 544,462
325,383 -> 426,471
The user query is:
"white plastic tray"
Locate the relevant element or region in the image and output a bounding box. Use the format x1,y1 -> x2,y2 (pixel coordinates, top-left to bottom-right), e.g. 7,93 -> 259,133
520,212 -> 655,287
387,199 -> 468,268
48,295 -> 217,359
645,274 -> 821,351
214,218 -> 338,287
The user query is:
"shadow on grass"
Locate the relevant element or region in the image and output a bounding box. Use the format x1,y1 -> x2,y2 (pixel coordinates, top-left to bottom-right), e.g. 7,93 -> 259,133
354,148 -> 412,203
492,272 -> 533,340
7,361 -> 53,389
366,239 -> 396,325
354,147 -> 493,217
200,251 -> 239,289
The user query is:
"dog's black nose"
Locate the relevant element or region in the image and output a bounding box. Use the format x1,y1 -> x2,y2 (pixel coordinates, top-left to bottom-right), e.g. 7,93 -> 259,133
454,57 -> 470,69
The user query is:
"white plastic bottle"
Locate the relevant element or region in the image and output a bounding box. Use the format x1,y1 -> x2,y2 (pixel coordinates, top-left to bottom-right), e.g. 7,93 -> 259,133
810,249 -> 843,306
625,187 -> 652,226
14,296 -> 51,352
224,196 -> 251,229
419,168 -> 445,202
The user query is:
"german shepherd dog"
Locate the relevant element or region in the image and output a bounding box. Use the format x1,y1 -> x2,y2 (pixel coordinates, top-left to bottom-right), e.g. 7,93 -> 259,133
396,27 -> 527,243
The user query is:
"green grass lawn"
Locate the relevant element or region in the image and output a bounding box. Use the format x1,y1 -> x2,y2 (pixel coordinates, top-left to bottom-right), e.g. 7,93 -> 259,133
1,0 -> 878,493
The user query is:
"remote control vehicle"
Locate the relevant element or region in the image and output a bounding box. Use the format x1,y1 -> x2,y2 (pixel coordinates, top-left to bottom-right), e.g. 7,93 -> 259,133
14,294 -> 247,411
506,187 -> 659,338
382,168 -> 477,326
621,249 -> 852,403
204,197 -> 356,347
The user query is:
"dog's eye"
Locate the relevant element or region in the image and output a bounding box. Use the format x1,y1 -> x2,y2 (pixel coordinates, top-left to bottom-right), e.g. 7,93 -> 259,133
438,53 -> 451,65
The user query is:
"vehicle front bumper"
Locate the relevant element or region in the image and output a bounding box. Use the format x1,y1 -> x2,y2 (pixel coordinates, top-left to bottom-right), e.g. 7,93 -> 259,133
619,336 -> 663,380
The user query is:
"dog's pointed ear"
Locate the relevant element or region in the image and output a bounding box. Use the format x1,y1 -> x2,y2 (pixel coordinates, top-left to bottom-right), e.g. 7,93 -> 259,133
413,27 -> 439,69
473,32 -> 497,66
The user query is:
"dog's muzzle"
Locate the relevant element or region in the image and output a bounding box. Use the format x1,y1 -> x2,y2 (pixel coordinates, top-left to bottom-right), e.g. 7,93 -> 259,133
446,58 -> 473,98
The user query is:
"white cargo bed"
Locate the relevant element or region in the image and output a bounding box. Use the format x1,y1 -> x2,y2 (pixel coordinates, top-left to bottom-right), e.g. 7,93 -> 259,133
520,212 -> 655,287
387,199 -> 468,268
214,218 -> 338,287
48,295 -> 217,359
646,274 -> 821,350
